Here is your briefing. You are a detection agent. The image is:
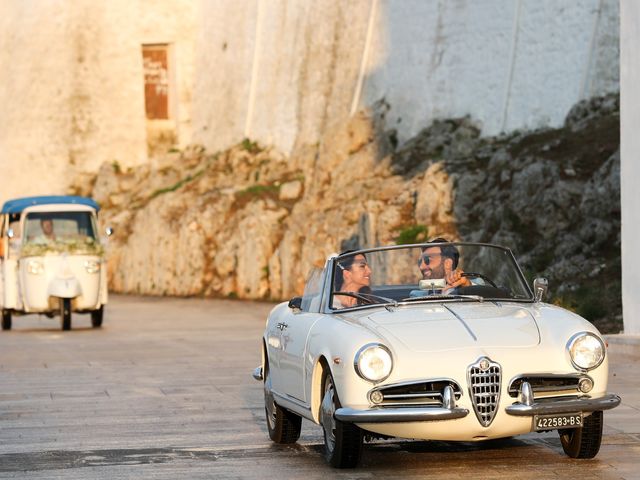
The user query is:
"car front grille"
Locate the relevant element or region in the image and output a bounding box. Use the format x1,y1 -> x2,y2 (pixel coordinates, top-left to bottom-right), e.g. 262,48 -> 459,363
507,374 -> 588,398
468,357 -> 501,427
369,379 -> 463,407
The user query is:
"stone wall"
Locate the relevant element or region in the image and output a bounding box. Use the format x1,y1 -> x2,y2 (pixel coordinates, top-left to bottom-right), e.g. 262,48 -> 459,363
0,1 -> 618,205
0,0 -> 195,202
93,93 -> 621,332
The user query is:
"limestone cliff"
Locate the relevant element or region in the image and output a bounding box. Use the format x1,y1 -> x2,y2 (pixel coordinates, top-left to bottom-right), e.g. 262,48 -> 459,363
85,94 -> 620,332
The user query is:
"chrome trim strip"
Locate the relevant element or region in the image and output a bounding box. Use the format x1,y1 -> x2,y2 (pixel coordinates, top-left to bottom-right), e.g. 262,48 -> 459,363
442,304 -> 477,341
505,393 -> 621,416
507,373 -> 591,396
378,400 -> 442,407
252,366 -> 263,381
335,406 -> 469,423
370,378 -> 464,398
272,391 -> 314,422
383,393 -> 442,399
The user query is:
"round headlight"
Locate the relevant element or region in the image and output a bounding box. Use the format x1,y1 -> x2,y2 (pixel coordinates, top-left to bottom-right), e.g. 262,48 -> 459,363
27,259 -> 44,275
354,344 -> 393,383
84,260 -> 101,274
567,332 -> 605,371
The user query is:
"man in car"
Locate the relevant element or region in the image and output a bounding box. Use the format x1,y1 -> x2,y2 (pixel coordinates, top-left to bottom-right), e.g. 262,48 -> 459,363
418,238 -> 471,291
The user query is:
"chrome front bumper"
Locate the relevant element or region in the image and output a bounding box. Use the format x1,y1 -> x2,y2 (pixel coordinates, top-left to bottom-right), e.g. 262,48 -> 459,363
505,393 -> 621,416
335,392 -> 621,424
335,406 -> 469,423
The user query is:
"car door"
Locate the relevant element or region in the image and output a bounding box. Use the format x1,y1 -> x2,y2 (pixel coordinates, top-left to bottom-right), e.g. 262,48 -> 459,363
277,267 -> 326,402
278,310 -> 321,402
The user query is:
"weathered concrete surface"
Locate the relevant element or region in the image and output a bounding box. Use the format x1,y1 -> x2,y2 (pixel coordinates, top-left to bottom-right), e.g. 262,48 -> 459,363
0,295 -> 638,479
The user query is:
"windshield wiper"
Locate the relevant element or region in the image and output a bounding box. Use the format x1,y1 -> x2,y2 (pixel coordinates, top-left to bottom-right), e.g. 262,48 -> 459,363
400,294 -> 484,303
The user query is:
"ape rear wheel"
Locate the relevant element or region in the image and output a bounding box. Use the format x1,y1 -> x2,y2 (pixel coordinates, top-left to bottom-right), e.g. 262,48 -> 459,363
60,299 -> 71,331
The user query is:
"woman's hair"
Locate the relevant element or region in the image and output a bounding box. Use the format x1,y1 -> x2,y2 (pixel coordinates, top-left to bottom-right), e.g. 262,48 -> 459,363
334,250 -> 366,291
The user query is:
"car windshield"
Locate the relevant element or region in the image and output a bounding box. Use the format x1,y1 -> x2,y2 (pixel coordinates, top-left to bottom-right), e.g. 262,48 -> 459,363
330,243 -> 532,310
20,211 -> 102,256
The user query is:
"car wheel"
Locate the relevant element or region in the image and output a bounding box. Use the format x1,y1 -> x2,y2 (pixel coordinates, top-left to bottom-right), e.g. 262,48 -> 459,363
60,299 -> 71,331
321,372 -> 363,468
264,362 -> 301,443
559,410 -> 603,458
91,306 -> 104,328
1,309 -> 11,330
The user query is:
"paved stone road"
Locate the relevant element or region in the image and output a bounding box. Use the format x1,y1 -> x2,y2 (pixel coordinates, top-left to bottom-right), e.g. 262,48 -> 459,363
0,295 -> 638,479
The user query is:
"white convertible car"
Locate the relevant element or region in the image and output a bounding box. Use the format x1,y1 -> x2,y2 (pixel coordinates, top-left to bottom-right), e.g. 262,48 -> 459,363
253,242 -> 620,468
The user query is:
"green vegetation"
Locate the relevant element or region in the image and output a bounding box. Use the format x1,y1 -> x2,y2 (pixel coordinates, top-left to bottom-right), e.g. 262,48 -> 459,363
553,287 -> 609,323
236,184 -> 280,198
395,225 -> 429,245
241,138 -> 262,154
111,160 -> 121,174
150,169 -> 205,199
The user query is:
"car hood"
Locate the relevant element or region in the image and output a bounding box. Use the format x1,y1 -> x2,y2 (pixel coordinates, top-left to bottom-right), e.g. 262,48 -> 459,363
362,302 -> 540,352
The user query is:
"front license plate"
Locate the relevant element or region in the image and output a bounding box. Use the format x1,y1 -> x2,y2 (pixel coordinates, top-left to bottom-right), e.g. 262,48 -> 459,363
534,413 -> 583,431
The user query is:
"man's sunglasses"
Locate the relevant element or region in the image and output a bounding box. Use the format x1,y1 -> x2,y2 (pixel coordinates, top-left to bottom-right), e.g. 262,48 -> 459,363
417,253 -> 441,267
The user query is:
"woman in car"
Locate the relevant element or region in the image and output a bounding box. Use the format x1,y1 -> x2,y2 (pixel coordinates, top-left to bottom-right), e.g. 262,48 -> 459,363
332,251 -> 372,308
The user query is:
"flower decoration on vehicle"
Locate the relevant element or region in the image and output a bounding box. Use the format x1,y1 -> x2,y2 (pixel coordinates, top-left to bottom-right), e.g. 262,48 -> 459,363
20,237 -> 104,257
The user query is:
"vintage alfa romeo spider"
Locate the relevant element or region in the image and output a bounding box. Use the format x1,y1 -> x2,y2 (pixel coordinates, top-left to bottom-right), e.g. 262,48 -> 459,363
253,242 -> 620,468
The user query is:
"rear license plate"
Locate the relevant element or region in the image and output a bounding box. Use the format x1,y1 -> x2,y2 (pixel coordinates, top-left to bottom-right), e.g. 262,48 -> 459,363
534,413 -> 583,431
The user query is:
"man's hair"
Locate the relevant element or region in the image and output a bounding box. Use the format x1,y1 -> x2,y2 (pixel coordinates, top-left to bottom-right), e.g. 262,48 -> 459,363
425,237 -> 460,269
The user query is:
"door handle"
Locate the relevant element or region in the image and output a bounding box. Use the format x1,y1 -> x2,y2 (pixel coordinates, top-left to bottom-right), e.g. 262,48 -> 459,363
276,322 -> 288,331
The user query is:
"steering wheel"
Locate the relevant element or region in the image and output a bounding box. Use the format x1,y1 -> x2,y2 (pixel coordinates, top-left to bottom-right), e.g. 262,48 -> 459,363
462,272 -> 498,288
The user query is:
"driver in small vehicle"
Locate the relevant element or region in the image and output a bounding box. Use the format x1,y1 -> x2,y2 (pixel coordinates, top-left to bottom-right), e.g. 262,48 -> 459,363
418,238 -> 471,292
333,251 -> 372,309
30,217 -> 57,244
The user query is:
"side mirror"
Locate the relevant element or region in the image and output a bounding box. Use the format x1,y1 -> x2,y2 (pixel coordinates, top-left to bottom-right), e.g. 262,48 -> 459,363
7,228 -> 14,239
105,227 -> 114,237
533,277 -> 548,302
288,296 -> 302,310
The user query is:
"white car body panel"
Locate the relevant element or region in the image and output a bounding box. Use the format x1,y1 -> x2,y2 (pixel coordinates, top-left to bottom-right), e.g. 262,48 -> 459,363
257,242 -> 620,462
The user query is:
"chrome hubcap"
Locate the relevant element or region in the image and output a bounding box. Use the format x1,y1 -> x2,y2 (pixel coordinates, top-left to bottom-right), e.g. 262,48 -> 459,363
321,378 -> 337,452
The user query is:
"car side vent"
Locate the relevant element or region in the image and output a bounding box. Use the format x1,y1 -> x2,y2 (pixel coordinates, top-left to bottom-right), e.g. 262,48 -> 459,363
468,357 -> 501,427
369,379 -> 463,407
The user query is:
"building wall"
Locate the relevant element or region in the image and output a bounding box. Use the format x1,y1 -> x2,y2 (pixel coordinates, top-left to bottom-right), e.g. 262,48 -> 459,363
0,0 -> 619,204
0,0 -> 195,204
620,0 -> 639,335
191,0 -> 372,155
193,0 -> 619,153
363,0 -> 619,142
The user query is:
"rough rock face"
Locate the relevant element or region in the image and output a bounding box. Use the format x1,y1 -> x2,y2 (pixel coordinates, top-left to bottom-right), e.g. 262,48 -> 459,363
88,94 -> 621,332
